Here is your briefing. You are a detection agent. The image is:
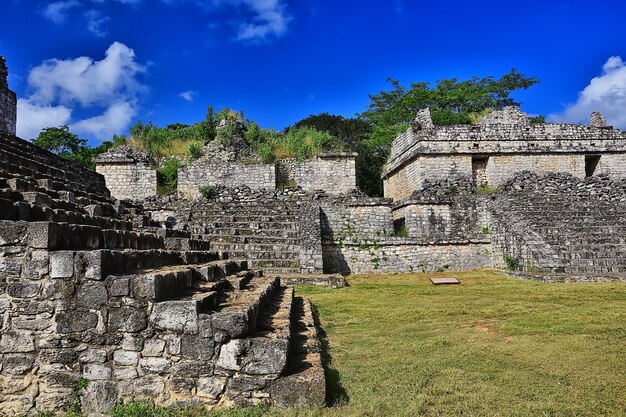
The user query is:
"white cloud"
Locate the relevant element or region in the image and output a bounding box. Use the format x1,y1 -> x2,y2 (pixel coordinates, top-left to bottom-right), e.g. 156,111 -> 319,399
27,42 -> 145,107
17,42 -> 146,142
549,56 -> 626,129
237,0 -> 289,41
16,99 -> 72,140
84,10 -> 110,37
179,90 -> 198,102
71,101 -> 136,140
43,0 -> 80,24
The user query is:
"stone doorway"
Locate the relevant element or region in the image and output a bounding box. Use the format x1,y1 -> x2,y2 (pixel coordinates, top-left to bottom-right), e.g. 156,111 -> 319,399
585,155 -> 601,177
472,157 -> 489,185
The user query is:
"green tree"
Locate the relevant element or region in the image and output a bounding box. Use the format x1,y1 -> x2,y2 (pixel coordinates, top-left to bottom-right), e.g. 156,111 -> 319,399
358,69 -> 540,196
33,125 -> 120,170
33,125 -> 87,155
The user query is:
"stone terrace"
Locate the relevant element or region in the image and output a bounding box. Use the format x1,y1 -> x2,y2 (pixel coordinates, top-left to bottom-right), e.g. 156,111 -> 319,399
0,133 -> 325,414
490,172 -> 626,279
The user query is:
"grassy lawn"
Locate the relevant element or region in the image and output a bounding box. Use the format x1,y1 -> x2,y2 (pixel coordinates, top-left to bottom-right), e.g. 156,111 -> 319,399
100,270 -> 626,417
286,270 -> 626,417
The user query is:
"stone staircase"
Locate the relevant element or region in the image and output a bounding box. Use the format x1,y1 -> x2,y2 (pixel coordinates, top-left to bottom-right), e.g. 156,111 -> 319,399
0,134 -> 325,414
187,201 -> 305,274
491,174 -> 626,276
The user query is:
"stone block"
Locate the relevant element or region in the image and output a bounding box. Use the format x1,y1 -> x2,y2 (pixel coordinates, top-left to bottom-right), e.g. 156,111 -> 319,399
0,330 -> 35,353
78,349 -> 107,364
139,357 -> 170,374
50,251 -> 74,278
82,363 -> 112,380
80,380 -> 118,414
76,281 -> 108,308
2,353 -> 35,375
197,376 -> 227,400
211,311 -> 249,338
109,277 -> 130,297
142,339 -> 165,357
109,307 -> 148,333
180,335 -> 214,361
150,301 -> 198,333
7,281 -> 40,299
56,310 -> 98,333
113,350 -> 140,366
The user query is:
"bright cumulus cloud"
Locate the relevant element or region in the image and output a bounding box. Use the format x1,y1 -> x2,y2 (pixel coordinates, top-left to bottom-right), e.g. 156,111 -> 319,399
549,56 -> 626,129
179,90 -> 198,102
17,42 -> 146,141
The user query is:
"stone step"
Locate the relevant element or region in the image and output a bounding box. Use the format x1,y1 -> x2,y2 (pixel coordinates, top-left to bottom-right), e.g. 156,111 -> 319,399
218,251 -> 300,261
47,249 -> 226,280
0,221 -> 163,250
209,242 -> 300,252
207,221 -> 300,231
215,284 -> 294,381
200,229 -> 299,239
269,297 -> 325,407
165,237 -> 212,251
110,260 -> 249,302
206,235 -> 300,244
209,275 -> 281,339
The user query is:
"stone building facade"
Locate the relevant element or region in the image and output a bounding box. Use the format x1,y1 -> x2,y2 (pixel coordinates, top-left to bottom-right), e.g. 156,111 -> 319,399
276,153 -> 357,193
0,56 -> 17,135
93,146 -> 158,200
382,107 -> 626,200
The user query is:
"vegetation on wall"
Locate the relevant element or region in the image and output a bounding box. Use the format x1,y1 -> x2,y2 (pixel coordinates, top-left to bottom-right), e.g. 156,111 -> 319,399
33,69 -> 540,196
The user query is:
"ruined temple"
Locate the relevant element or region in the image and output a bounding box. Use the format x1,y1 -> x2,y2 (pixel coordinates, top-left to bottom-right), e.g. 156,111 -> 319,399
2,55 -> 626,414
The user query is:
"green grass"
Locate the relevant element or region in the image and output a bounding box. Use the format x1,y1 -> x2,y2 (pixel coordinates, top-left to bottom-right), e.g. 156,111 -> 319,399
293,270 -> 626,417
44,270 -> 626,417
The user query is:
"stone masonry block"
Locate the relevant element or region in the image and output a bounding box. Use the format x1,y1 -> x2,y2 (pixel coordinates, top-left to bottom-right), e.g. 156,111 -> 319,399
50,251 -> 74,278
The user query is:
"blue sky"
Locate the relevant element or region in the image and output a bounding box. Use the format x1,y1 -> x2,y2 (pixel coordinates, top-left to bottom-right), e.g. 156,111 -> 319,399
2,0 -> 626,143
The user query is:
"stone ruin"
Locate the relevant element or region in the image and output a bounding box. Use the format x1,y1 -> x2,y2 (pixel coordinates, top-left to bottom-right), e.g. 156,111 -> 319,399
0,58 -> 324,414
2,55 -> 626,414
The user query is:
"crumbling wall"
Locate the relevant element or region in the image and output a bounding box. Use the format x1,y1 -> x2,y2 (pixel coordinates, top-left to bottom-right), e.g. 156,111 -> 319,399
94,146 -> 157,200
178,160 -> 275,199
0,56 -> 17,135
319,194 -> 492,274
276,153 -> 357,194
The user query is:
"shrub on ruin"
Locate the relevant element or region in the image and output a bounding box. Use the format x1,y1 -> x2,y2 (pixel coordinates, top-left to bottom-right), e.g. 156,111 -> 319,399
504,256 -> 520,270
187,141 -> 203,160
281,126 -> 342,160
198,185 -> 216,199
157,157 -> 179,195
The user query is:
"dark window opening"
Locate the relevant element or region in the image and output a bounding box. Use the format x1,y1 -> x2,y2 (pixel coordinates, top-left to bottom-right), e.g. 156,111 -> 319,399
472,157 -> 489,185
585,155 -> 601,177
393,218 -> 408,237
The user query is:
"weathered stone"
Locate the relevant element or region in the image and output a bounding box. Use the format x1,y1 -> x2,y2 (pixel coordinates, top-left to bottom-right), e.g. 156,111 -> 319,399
149,301 -> 198,333
109,277 -> 130,297
7,281 -> 40,299
50,251 -> 74,278
2,353 -> 35,375
78,349 -> 106,364
142,339 -> 165,357
0,330 -> 35,353
83,363 -> 112,380
139,357 -> 170,373
76,281 -> 108,308
56,311 -> 98,333
180,335 -> 214,361
113,350 -> 139,366
197,376 -> 227,400
240,338 -> 289,375
80,381 -> 118,414
109,307 -> 148,333
211,311 -> 248,338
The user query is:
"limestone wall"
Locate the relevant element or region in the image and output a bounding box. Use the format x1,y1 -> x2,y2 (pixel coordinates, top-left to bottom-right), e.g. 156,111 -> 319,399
322,239 -> 493,274
276,153 -> 357,194
595,154 -> 626,177
384,155 -> 472,200
485,154 -> 585,186
0,57 -> 17,136
96,162 -> 157,200
178,160 -> 275,199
